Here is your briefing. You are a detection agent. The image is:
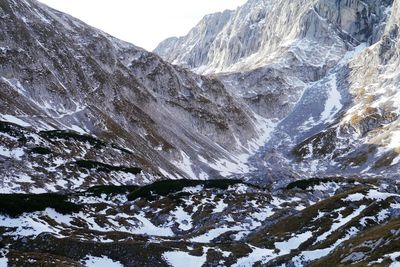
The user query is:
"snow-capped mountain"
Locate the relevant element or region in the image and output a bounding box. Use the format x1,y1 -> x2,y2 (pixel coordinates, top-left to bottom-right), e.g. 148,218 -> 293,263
156,0 -> 400,183
155,0 -> 391,74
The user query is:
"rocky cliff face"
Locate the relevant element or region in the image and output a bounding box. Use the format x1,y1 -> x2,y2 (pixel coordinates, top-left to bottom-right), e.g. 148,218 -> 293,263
156,0 -> 393,126
155,10 -> 233,71
155,0 -> 392,74
155,0 -> 400,183
282,0 -> 400,180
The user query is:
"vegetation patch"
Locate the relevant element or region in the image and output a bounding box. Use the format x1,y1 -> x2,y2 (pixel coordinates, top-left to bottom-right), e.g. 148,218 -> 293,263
308,219 -> 400,267
373,150 -> 399,169
342,145 -> 377,167
85,185 -> 139,197
128,179 -> 244,200
75,160 -> 142,174
0,121 -> 27,140
30,147 -> 52,155
286,177 -> 355,190
40,130 -> 105,148
0,193 -> 81,217
292,128 -> 338,159
249,186 -> 370,245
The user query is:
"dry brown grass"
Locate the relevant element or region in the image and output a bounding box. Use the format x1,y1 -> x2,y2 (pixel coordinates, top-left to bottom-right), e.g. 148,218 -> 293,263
365,106 -> 377,114
351,114 -> 363,124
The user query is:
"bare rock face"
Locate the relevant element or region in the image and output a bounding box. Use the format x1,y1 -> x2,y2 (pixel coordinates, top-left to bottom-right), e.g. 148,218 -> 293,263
155,0 -> 400,182
155,0 -> 392,74
155,0 -> 393,126
154,10 -> 233,70
258,0 -> 400,180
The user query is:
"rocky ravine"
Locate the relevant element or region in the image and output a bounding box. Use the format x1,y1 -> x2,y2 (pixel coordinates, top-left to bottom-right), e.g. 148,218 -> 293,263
1,0 -> 400,266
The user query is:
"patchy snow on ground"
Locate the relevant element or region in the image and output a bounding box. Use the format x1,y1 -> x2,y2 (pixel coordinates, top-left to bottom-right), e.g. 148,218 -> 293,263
344,189 -> 399,202
213,199 -> 228,213
127,212 -> 174,237
233,245 -> 276,267
0,212 -> 62,237
82,255 -> 123,267
310,181 -> 341,195
315,205 -> 367,244
171,206 -> 193,231
372,252 -> 400,267
0,256 -> 7,267
190,226 -> 243,243
293,234 -> 354,267
250,206 -> 274,221
275,231 -> 313,253
344,192 -> 365,202
0,146 -> 24,159
163,251 -> 207,267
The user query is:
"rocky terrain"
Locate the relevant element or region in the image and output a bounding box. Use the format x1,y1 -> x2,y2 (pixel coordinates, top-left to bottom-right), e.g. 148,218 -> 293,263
156,0 -> 400,183
1,0 -> 400,266
1,178 -> 400,266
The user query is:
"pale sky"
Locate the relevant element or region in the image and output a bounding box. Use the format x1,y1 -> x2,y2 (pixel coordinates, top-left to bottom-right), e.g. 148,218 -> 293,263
37,0 -> 246,51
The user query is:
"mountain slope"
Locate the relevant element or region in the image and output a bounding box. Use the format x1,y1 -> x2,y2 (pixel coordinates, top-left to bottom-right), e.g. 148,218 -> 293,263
0,0 -> 275,192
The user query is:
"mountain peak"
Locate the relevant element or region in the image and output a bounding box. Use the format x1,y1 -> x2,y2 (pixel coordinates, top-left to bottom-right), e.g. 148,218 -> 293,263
155,0 -> 393,74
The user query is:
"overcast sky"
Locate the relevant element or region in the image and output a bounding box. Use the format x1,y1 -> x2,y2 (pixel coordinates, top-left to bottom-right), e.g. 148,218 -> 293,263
38,0 -> 246,51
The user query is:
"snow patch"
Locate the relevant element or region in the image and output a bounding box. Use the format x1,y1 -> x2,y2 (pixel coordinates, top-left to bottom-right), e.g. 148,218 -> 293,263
163,251 -> 207,267
213,199 -> 228,213
320,74 -> 342,123
0,146 -> 24,159
0,115 -> 31,127
275,231 -> 313,252
233,245 -> 276,267
171,206 -> 193,231
174,151 -> 197,179
82,255 -> 123,267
